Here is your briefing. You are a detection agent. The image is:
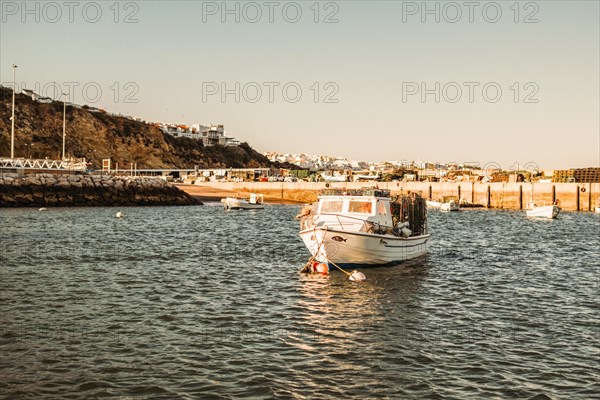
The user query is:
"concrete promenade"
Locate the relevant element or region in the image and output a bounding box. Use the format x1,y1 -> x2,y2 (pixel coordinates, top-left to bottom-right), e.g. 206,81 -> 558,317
195,181 -> 600,211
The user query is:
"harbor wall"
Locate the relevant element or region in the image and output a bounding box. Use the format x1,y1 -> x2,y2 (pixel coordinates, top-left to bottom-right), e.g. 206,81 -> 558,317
0,173 -> 201,207
203,181 -> 600,211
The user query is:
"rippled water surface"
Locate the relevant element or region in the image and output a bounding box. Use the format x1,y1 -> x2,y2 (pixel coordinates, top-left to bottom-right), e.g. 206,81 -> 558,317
1,205 -> 599,399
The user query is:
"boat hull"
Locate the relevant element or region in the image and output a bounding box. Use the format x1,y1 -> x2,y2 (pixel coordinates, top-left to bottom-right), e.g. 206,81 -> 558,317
440,202 -> 460,212
299,227 -> 430,268
526,205 -> 561,219
426,200 -> 441,209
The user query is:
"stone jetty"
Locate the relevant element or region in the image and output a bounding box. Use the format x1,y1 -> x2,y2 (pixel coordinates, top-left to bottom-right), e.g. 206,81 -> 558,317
0,173 -> 201,207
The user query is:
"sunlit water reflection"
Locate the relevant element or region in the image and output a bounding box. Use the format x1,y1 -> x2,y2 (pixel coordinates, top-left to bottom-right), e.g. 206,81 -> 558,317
1,205 -> 598,398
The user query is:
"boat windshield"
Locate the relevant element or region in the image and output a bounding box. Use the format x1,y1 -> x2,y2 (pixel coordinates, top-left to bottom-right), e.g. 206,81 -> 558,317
320,200 -> 343,213
348,200 -> 373,214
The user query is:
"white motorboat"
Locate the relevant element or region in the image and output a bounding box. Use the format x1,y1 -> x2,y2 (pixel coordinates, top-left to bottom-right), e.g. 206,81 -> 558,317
221,193 -> 264,210
526,201 -> 560,219
297,188 -> 430,272
427,197 -> 460,211
440,199 -> 460,212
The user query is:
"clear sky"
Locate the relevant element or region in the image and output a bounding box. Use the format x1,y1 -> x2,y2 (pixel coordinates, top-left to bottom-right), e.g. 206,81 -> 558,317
1,0 -> 598,169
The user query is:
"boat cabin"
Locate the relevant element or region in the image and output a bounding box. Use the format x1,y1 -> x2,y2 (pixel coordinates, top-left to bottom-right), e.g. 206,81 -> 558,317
248,193 -> 263,204
297,188 -> 428,237
315,189 -> 394,229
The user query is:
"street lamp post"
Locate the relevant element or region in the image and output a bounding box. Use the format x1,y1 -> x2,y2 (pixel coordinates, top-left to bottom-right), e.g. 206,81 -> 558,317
62,93 -> 67,160
10,64 -> 17,159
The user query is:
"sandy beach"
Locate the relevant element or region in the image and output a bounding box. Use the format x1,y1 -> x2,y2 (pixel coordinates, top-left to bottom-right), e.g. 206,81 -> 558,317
175,184 -> 304,204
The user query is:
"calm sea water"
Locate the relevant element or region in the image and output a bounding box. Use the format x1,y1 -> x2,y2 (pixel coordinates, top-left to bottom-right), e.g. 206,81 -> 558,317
1,205 -> 598,399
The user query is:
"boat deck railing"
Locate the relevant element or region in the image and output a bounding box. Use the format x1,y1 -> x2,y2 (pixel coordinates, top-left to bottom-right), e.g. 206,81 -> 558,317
300,212 -> 429,237
300,213 -> 374,232
319,187 -> 390,198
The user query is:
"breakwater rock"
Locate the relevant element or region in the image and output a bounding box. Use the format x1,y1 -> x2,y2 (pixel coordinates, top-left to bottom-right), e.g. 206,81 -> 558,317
0,173 -> 202,207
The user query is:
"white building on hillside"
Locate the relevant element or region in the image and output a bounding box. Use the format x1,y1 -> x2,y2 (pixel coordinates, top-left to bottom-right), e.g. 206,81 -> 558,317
22,89 -> 54,103
160,123 -> 239,146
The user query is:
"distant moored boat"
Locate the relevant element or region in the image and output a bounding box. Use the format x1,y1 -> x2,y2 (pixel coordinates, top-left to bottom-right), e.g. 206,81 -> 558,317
526,201 -> 561,219
221,193 -> 265,210
427,197 -> 460,211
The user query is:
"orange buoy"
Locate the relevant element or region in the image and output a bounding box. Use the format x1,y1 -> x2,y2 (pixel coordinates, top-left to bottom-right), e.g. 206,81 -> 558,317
312,261 -> 329,275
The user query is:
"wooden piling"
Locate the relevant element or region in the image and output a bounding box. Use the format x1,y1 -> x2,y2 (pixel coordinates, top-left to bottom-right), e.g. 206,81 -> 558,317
576,186 -> 580,211
519,185 -> 523,209
486,186 -> 491,208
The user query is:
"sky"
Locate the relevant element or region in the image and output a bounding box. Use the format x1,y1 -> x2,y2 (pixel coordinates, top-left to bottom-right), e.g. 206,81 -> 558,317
1,0 -> 598,169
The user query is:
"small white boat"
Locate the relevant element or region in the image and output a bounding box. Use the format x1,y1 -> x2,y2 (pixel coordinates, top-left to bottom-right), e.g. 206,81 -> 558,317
440,199 -> 460,212
221,193 -> 264,210
526,202 -> 560,219
427,197 -> 460,211
298,188 -> 430,271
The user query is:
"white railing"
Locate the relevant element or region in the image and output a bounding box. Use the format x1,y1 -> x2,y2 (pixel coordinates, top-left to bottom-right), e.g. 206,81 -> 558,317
302,213 -> 372,232
0,157 -> 88,171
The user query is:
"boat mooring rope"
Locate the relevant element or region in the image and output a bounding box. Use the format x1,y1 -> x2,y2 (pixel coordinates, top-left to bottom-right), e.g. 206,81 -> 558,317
323,256 -> 351,277
300,227 -> 327,273
299,227 -> 365,281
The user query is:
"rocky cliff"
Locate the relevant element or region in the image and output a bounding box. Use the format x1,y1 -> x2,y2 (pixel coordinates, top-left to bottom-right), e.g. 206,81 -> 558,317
0,87 -> 272,169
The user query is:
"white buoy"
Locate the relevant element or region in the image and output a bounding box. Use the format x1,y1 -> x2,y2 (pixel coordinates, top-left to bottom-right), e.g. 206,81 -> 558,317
349,270 -> 366,282
38,207 -> 47,211
116,211 -> 124,218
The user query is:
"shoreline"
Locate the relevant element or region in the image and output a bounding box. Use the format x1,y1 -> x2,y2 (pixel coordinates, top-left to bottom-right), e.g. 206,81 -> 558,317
185,181 -> 600,212
175,184 -> 305,205
1,177 -> 597,211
